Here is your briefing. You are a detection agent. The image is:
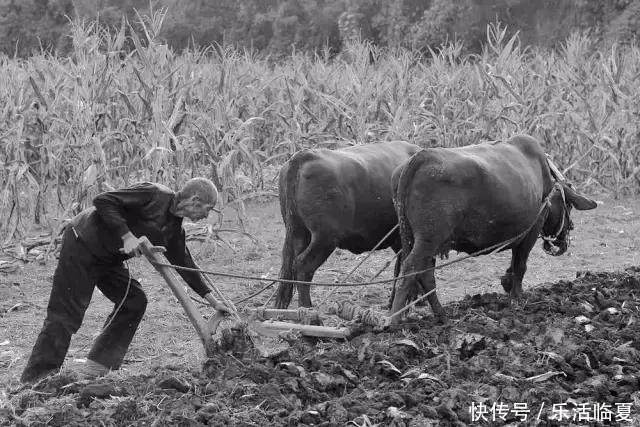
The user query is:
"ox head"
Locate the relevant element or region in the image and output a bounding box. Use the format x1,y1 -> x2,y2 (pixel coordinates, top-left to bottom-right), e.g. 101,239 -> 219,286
541,160 -> 597,255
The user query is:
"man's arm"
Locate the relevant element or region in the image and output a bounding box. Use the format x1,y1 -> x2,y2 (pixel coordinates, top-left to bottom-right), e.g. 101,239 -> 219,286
93,184 -> 155,255
164,228 -> 214,298
165,230 -> 230,313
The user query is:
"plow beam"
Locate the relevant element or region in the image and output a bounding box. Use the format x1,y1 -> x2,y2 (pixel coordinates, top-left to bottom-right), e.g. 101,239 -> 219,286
248,308 -> 322,324
251,321 -> 351,339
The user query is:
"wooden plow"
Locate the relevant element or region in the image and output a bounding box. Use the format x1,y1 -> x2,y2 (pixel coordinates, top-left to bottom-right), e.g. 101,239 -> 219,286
139,238 -> 225,357
139,237 -> 390,357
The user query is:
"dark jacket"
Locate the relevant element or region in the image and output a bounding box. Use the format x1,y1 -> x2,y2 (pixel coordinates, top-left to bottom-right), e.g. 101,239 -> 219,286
69,182 -> 210,297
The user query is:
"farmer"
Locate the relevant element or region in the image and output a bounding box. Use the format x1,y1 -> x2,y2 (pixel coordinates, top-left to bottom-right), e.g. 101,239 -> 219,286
20,178 -> 229,383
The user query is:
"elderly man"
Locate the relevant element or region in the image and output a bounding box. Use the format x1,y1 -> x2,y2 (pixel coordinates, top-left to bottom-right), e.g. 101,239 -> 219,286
21,178 -> 229,383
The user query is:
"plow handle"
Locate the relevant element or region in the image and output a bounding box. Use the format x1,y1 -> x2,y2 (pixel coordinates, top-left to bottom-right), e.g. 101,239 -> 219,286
139,236 -> 217,352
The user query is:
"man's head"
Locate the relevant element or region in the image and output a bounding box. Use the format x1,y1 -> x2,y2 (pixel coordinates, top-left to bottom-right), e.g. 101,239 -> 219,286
173,177 -> 218,221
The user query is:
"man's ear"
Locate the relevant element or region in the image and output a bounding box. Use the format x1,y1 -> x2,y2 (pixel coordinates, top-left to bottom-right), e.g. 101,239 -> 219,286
176,194 -> 195,208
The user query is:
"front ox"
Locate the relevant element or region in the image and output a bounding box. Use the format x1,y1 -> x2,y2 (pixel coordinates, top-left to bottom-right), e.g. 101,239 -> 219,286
389,134 -> 597,320
275,141 -> 421,309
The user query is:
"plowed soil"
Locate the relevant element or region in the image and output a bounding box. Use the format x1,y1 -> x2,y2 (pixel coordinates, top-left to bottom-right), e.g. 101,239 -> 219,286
3,269 -> 640,426
1,194 -> 639,426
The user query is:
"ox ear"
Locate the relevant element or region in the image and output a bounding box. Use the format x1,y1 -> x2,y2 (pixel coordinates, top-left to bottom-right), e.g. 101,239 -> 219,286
563,184 -> 598,210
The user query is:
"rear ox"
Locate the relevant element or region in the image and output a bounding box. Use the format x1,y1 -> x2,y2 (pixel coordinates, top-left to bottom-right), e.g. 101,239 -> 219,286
275,141 -> 421,309
389,135 -> 597,320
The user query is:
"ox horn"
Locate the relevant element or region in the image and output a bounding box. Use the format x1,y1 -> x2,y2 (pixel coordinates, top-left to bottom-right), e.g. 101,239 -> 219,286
545,154 -> 566,182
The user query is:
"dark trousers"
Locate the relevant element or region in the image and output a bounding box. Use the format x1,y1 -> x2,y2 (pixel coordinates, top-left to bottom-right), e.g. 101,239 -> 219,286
21,228 -> 148,382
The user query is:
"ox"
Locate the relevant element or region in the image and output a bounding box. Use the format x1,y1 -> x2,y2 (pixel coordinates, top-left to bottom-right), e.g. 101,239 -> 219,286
274,141 -> 422,309
389,134 -> 597,320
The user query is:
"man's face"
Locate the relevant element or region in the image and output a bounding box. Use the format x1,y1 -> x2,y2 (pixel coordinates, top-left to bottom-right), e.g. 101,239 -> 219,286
178,196 -> 216,221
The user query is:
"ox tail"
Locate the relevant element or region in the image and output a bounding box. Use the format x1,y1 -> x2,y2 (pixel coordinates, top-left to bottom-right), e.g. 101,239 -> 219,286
395,151 -> 425,259
278,150 -> 316,285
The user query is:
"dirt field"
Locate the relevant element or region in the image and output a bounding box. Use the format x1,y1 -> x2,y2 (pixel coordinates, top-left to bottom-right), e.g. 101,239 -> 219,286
1,192 -> 639,425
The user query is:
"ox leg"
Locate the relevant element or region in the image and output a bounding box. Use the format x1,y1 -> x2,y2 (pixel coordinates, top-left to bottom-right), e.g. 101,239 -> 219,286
506,231 -> 538,298
390,245 -> 445,321
389,252 -> 418,318
415,256 -> 445,319
293,235 -> 334,308
387,244 -> 429,309
387,253 -> 403,309
275,232 -> 309,309
387,242 -> 403,309
500,267 -> 514,294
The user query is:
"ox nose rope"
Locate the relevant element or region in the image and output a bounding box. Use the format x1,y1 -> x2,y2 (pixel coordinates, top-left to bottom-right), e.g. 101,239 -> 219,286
542,155 -> 573,255
540,183 -> 572,256
540,184 -> 567,242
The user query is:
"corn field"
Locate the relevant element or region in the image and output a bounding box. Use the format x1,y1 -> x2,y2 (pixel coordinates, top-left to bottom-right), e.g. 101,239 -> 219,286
1,10 -> 639,244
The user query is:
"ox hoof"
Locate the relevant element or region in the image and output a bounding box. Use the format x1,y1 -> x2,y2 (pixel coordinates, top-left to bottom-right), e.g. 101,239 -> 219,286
432,307 -> 447,323
274,298 -> 290,309
407,292 -> 429,307
415,297 -> 429,307
434,314 -> 448,325
388,314 -> 403,325
509,288 -> 524,299
500,274 -> 513,294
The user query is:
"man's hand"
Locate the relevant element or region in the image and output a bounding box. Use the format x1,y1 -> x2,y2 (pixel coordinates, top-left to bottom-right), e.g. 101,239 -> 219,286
120,232 -> 144,257
204,293 -> 231,315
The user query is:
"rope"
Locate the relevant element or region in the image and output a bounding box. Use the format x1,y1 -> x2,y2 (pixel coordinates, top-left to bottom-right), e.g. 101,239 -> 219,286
261,286 -> 278,308
339,224 -> 399,282
190,281 -> 278,306
101,260 -> 132,332
371,252 -> 399,281
200,269 -> 241,321
151,184 -> 556,291
75,260 -> 133,356
152,222 -> 530,287
320,224 -> 399,305
196,263 -> 261,352
328,301 -> 388,326
150,209 -> 542,287
347,250 -> 400,308
387,288 -> 436,322
541,183 -> 567,243
234,280 -> 277,305
151,258 -> 387,285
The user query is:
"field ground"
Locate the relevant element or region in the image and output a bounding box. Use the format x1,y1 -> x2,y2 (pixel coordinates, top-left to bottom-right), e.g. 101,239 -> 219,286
1,192 -> 639,424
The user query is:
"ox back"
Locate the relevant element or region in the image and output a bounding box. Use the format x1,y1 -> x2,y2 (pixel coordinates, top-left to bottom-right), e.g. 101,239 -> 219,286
389,134 -> 597,320
274,141 -> 421,309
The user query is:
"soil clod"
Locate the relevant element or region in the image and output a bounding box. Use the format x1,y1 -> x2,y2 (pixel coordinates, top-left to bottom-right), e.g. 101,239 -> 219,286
4,269 -> 640,425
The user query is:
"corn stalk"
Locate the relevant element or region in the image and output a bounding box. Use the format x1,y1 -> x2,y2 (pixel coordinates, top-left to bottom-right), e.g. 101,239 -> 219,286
0,19 -> 638,243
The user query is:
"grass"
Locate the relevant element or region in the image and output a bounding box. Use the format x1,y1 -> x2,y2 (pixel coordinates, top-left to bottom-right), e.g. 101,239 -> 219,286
0,13 -> 639,244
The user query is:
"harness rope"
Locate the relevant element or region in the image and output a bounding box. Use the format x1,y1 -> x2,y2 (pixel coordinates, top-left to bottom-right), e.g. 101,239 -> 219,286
319,223 -> 399,306
101,260 -> 132,333
151,183 -> 562,290
540,181 -> 571,249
